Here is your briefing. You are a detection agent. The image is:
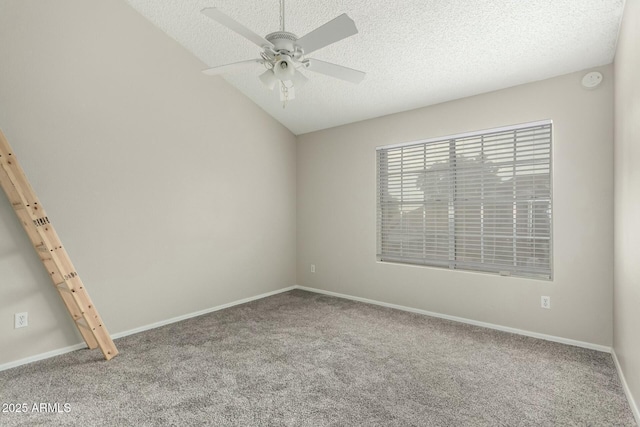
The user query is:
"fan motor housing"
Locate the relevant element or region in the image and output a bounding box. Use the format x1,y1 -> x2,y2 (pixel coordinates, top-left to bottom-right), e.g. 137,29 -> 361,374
266,31 -> 299,52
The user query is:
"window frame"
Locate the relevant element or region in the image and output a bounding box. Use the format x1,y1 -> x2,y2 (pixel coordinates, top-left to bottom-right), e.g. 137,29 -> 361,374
376,120 -> 553,280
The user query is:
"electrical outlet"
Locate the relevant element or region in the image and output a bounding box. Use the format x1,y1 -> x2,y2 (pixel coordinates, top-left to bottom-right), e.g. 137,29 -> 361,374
15,312 -> 28,328
310,264 -> 316,273
541,296 -> 551,309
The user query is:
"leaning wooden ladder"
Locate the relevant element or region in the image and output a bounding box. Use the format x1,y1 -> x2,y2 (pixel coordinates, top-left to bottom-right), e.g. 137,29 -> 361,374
0,130 -> 118,360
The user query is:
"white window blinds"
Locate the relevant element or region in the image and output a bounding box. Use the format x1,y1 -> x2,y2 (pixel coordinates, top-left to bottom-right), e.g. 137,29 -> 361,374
377,121 -> 552,279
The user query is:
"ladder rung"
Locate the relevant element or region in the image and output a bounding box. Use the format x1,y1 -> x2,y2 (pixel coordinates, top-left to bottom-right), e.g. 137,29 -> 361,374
56,281 -> 82,294
75,317 -> 90,330
56,282 -> 73,293
75,316 -> 103,331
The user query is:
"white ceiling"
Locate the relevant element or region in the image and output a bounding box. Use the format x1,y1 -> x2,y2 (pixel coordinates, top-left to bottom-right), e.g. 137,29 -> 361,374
124,0 -> 625,135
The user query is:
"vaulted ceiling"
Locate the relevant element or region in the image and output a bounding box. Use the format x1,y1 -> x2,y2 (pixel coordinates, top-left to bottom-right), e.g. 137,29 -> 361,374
125,0 -> 625,135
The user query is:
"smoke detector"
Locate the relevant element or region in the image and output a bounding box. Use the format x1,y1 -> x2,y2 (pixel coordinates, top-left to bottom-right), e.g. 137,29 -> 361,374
581,71 -> 603,89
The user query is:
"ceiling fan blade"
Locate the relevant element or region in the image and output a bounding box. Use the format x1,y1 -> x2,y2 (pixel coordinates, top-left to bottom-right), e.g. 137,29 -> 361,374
201,8 -> 274,49
304,59 -> 365,84
202,59 -> 264,76
296,14 -> 358,55
291,70 -> 309,87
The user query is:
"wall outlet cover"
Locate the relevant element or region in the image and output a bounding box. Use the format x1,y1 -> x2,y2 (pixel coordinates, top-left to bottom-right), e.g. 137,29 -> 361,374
541,296 -> 551,309
15,312 -> 28,328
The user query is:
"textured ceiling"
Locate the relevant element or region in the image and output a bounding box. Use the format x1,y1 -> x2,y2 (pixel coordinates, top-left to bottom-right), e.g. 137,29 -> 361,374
124,0 -> 625,135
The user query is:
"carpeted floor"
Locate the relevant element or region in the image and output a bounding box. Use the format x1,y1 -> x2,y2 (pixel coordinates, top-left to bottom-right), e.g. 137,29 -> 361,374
0,289 -> 636,426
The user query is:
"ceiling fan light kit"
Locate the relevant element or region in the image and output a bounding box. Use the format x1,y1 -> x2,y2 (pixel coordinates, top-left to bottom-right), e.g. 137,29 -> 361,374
259,69 -> 278,90
274,55 -> 296,80
201,0 -> 366,106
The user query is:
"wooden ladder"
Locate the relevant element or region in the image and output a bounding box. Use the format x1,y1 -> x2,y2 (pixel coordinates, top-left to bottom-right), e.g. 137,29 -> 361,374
0,130 -> 118,360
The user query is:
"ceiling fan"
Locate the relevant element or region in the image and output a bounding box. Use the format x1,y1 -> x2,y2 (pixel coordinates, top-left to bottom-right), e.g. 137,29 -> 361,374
201,0 -> 366,104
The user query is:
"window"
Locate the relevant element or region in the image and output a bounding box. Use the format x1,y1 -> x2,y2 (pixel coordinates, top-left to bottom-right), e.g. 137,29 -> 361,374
376,121 -> 552,279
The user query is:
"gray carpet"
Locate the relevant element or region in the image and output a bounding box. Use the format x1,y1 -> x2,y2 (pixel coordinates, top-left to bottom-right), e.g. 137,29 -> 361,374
0,290 -> 636,426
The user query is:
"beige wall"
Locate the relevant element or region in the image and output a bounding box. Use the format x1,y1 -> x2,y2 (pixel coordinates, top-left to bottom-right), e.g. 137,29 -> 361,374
0,0 -> 627,382
614,0 -> 640,416
297,66 -> 614,347
0,0 -> 296,365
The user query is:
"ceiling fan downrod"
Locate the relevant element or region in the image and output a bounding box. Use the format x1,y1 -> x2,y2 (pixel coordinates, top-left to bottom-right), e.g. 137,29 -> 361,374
280,0 -> 285,32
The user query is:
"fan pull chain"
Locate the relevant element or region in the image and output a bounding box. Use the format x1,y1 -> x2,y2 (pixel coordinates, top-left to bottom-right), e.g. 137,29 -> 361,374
281,81 -> 289,108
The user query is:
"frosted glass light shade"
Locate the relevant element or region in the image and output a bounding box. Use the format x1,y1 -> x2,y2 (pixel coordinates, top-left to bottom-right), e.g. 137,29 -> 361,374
259,69 -> 278,90
273,56 -> 296,81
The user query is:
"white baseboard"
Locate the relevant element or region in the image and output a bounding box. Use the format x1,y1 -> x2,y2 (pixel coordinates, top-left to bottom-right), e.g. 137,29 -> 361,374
0,343 -> 88,373
0,284 -> 616,373
0,285 -> 297,372
612,349 -> 640,425
294,285 -> 612,353
2,283 -> 635,422
110,285 -> 297,340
